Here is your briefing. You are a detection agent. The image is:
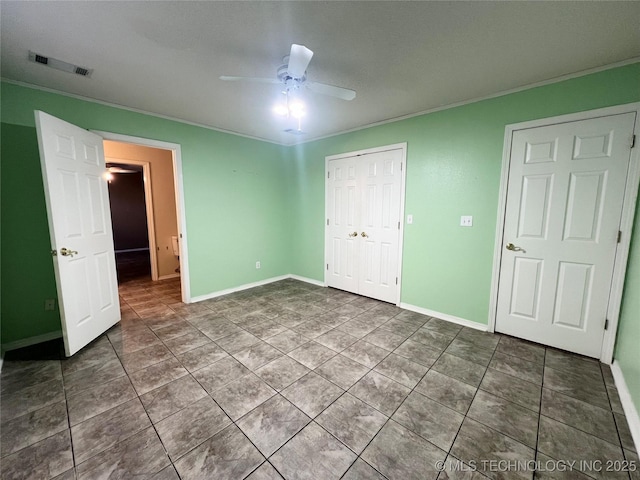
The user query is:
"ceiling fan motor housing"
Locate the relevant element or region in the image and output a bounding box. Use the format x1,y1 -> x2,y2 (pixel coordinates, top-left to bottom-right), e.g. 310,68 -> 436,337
277,64 -> 306,84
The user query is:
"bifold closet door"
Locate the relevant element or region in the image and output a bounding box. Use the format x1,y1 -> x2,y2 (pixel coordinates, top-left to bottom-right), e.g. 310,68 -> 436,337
326,148 -> 403,304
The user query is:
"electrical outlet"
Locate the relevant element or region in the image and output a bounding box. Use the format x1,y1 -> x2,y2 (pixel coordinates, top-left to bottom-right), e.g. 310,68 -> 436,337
256,261 -> 261,269
45,299 -> 55,311
460,216 -> 473,227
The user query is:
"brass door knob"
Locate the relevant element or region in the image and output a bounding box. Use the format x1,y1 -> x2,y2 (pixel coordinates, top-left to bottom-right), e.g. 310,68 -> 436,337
505,243 -> 524,252
60,248 -> 78,257
348,231 -> 358,237
361,232 -> 369,238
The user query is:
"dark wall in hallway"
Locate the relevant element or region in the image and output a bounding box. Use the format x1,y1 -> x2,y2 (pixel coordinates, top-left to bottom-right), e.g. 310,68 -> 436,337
108,171 -> 149,251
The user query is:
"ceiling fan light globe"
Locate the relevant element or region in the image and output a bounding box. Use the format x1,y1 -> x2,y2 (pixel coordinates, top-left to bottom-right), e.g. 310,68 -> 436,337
289,101 -> 306,118
273,104 -> 289,116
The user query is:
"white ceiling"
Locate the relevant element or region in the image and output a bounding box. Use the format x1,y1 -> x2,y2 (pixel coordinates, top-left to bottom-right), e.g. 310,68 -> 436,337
2,1 -> 639,145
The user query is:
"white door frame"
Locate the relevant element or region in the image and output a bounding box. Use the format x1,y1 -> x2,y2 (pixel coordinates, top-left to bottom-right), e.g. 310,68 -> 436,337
94,131 -> 191,303
324,142 -> 408,305
488,103 -> 640,363
105,157 -> 159,282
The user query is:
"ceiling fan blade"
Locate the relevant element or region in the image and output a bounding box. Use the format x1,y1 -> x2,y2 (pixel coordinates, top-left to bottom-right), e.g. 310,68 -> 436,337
287,44 -> 313,79
307,81 -> 356,101
219,76 -> 280,84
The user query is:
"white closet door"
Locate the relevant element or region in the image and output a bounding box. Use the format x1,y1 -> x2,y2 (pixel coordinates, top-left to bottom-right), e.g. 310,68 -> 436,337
326,148 -> 404,304
326,155 -> 360,293
358,149 -> 403,303
496,112 -> 635,358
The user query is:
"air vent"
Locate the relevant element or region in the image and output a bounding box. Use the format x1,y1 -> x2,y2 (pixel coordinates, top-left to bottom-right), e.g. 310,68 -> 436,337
28,51 -> 93,78
284,128 -> 306,135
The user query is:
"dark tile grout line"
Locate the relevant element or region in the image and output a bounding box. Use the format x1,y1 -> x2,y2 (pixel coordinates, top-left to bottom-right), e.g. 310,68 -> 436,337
89,301 -> 637,477
195,285 -> 394,479
533,344 -> 547,480
106,331 -> 177,477
147,284 -> 419,479
0,331 -> 592,480
2,278 -> 633,480
434,337 -> 498,480
118,280 -> 377,479
0,310 -> 521,479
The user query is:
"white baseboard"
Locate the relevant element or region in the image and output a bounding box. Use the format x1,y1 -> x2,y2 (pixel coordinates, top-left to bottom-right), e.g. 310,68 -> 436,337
190,274 -> 328,304
289,274 -> 325,287
1,330 -> 63,353
611,361 -> 640,453
158,273 -> 180,281
399,303 -> 488,332
190,275 -> 291,303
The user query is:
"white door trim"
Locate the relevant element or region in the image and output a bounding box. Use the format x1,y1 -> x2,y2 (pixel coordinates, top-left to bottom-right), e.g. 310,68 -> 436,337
324,142 -> 408,305
105,157 -> 159,281
488,103 -> 640,363
94,131 -> 191,303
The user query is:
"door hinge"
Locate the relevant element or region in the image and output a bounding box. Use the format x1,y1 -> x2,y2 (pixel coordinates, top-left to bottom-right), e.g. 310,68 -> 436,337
632,135 -> 636,149
398,221 -> 400,230
400,163 -> 403,171
327,171 -> 330,179
604,319 -> 609,330
395,277 -> 398,285
617,230 -> 622,243
327,219 -> 329,226
51,249 -> 57,256
326,263 -> 329,271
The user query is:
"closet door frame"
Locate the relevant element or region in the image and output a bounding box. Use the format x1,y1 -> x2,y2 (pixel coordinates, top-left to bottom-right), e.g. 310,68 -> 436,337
324,142 -> 408,305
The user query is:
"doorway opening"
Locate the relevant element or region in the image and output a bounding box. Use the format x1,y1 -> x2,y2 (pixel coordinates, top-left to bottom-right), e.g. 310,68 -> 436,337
106,162 -> 151,283
101,137 -> 188,303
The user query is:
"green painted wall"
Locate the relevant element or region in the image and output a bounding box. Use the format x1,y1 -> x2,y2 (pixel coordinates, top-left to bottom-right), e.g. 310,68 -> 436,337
1,82 -> 292,345
289,63 -> 640,326
1,124 -> 61,340
616,194 -> 640,413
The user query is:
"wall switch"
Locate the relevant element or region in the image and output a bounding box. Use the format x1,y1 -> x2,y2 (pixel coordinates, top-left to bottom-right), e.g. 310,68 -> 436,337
256,261 -> 261,269
45,299 -> 55,311
407,214 -> 413,224
460,215 -> 473,227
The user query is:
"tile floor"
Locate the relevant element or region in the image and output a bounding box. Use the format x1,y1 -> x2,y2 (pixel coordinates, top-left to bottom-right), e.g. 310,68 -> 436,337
1,277 -> 638,480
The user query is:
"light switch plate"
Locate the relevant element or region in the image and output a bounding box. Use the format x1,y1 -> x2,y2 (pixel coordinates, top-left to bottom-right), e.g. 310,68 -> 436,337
407,214 -> 413,224
460,215 -> 473,227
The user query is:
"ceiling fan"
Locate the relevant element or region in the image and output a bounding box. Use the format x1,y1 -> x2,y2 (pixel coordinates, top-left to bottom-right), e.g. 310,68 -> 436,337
220,44 -> 356,101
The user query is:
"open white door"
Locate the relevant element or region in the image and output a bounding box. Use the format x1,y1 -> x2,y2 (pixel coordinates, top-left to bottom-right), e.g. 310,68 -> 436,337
35,111 -> 120,356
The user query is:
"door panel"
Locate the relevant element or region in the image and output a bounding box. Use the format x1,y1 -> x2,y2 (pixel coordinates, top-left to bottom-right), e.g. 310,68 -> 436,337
357,150 -> 403,303
36,111 -> 120,356
552,262 -> 593,330
563,171 -> 606,241
326,156 -> 360,293
496,112 -> 635,357
87,175 -> 108,234
326,148 -> 404,304
509,257 -> 543,320
518,174 -> 553,239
